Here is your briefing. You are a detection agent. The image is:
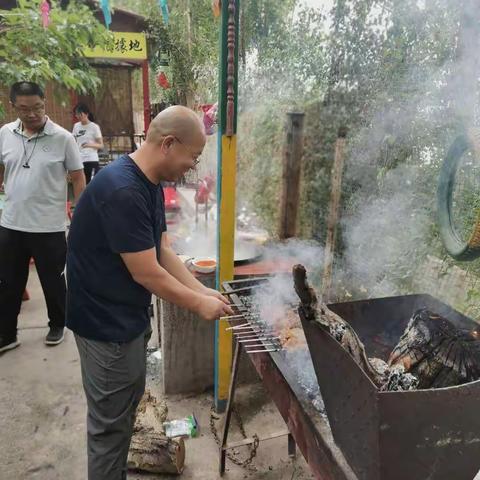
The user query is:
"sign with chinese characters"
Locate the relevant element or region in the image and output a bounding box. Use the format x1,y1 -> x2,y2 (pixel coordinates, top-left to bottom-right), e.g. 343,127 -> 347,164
84,32 -> 147,60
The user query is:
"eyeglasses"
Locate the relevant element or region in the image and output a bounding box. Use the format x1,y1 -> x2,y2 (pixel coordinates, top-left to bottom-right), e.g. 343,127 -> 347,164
14,104 -> 45,115
173,136 -> 201,167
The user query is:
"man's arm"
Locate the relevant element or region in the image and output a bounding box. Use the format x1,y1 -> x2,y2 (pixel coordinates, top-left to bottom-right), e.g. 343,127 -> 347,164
64,134 -> 84,204
159,234 -> 229,303
121,247 -> 233,320
0,164 -> 4,189
69,169 -> 86,204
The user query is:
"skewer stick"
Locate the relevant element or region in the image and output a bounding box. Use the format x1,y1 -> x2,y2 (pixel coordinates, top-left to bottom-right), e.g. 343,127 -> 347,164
233,332 -> 260,338
233,327 -> 273,336
242,343 -> 277,348
223,285 -> 265,296
238,337 -> 279,343
220,315 -> 245,321
246,348 -> 279,354
227,325 -> 257,331
226,322 -> 253,331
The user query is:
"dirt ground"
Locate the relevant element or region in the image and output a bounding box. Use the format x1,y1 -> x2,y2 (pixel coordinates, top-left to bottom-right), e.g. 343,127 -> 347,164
0,266 -> 314,480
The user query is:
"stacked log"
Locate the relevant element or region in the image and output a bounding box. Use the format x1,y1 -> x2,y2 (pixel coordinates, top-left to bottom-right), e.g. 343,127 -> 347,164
127,390 -> 185,475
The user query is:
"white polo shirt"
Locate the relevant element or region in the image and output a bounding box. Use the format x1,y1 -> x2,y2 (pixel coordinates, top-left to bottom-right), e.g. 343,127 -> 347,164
0,117 -> 83,233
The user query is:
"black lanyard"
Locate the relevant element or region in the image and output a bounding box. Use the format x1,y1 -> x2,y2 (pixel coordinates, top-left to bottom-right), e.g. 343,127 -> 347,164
17,121 -> 46,169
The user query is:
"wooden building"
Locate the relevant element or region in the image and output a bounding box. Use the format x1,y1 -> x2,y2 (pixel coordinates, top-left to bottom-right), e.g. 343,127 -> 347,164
0,1 -> 151,158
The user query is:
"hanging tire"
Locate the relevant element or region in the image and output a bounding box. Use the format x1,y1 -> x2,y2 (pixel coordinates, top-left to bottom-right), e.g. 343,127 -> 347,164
437,131 -> 480,261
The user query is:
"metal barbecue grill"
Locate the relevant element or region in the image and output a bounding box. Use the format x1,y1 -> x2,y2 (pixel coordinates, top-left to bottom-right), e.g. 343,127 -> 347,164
222,277 -> 480,480
299,293 -> 480,480
220,277 -> 356,480
225,310 -> 282,354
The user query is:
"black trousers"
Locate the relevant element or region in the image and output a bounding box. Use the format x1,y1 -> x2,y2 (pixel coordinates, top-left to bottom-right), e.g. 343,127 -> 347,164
83,161 -> 100,184
0,226 -> 67,340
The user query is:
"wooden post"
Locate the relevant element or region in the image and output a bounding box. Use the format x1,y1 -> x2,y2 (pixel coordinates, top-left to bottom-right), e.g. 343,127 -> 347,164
142,60 -> 151,133
278,112 -> 305,239
322,127 -> 347,302
215,0 -> 240,413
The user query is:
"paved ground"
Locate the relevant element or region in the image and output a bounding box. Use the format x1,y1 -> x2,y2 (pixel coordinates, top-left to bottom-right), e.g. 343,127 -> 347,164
0,266 -> 313,480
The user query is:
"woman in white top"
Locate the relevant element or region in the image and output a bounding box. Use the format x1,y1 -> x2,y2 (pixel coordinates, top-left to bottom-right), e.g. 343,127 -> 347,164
72,104 -> 104,184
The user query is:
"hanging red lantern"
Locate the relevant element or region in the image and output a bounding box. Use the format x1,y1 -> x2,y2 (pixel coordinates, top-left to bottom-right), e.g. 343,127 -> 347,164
157,72 -> 170,89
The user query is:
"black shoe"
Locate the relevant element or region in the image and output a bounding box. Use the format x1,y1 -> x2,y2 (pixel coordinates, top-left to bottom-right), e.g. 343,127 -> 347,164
45,327 -> 65,346
0,336 -> 20,354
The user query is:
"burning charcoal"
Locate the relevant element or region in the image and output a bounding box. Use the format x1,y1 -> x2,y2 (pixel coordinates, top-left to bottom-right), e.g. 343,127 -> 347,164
380,365 -> 419,392
330,322 -> 348,342
367,358 -> 419,391
389,308 -> 480,389
369,357 -> 390,382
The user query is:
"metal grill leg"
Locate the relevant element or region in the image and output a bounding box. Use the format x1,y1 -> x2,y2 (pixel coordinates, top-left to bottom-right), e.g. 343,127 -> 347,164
219,340 -> 242,475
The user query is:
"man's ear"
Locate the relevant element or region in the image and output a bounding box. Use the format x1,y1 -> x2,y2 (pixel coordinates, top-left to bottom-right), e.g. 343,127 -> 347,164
162,135 -> 175,149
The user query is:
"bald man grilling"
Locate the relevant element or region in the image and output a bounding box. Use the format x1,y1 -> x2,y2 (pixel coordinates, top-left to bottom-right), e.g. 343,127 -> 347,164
67,106 -> 233,480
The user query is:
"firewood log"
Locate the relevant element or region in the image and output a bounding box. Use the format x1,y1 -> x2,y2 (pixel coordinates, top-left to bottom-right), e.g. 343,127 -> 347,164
293,264 -> 383,386
127,390 -> 185,474
128,429 -> 185,475
293,264 -> 418,391
389,309 -> 480,388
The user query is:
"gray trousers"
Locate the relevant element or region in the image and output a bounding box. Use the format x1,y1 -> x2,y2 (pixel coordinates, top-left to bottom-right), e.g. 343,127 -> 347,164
75,328 -> 151,480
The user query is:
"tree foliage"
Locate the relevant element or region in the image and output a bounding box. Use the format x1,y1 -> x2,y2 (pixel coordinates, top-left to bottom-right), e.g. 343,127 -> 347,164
236,0 -> 480,309
0,0 -> 111,114
114,0 -> 220,105
115,0 -> 301,105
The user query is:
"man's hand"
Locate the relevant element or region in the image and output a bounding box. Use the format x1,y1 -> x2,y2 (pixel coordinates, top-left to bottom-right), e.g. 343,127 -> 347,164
202,287 -> 230,305
196,296 -> 234,321
82,141 -> 103,150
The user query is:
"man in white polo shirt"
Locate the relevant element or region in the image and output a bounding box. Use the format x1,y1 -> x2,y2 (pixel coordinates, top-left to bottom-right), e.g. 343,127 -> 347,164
0,81 -> 86,353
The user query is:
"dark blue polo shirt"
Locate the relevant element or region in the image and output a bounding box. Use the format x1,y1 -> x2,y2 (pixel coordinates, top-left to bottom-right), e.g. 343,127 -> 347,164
66,155 -> 166,342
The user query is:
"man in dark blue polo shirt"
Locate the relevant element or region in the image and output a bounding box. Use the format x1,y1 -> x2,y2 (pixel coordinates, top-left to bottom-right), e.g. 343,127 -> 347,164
67,106 -> 233,480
